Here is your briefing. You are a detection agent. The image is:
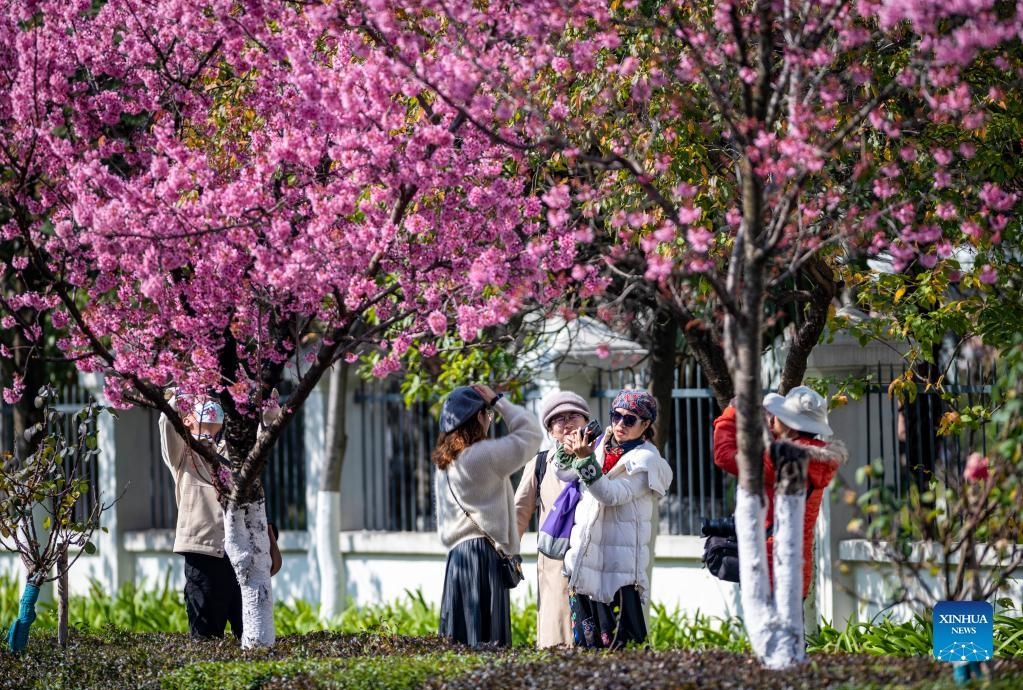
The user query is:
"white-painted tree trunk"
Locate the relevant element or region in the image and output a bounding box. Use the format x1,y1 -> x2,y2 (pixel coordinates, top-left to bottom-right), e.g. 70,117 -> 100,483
316,363 -> 348,623
224,498 -> 275,648
315,490 -> 343,621
736,486 -> 806,669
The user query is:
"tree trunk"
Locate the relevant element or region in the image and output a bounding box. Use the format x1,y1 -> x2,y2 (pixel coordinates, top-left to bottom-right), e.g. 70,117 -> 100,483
223,498 -> 275,648
648,308 -> 677,454
725,179 -> 807,668
6,579 -> 40,653
57,550 -> 69,648
732,301 -> 804,667
769,443 -> 809,665
778,258 -> 840,395
317,363 -> 349,622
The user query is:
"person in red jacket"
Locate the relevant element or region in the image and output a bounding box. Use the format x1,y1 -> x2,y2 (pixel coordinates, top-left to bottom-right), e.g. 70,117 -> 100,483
712,386 -> 847,598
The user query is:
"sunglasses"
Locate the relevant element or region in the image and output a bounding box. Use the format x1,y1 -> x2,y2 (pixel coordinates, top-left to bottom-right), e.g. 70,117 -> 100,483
609,411 -> 643,428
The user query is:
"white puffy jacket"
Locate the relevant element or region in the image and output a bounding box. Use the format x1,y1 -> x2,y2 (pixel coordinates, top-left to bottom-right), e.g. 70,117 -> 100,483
564,440 -> 673,604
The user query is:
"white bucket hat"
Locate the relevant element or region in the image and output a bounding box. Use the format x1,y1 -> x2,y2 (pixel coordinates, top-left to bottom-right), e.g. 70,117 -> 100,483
763,386 -> 832,437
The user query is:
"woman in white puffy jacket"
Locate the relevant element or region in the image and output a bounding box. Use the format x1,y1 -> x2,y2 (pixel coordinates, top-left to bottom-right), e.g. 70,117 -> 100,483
557,389 -> 673,649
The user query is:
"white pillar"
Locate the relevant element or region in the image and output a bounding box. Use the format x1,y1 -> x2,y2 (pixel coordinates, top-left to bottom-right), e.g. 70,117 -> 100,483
80,372 -> 136,594
303,378 -> 326,606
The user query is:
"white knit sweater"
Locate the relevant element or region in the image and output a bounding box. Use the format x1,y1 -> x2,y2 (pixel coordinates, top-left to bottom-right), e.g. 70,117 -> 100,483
435,398 -> 543,555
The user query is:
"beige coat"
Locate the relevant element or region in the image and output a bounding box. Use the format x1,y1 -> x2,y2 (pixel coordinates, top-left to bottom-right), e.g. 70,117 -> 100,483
158,411 -> 226,557
514,450 -> 573,648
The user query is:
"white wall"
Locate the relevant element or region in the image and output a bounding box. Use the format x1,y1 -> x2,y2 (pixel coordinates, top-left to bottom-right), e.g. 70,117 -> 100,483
6,531 -> 1020,630
839,539 -> 1023,622
336,532 -> 742,618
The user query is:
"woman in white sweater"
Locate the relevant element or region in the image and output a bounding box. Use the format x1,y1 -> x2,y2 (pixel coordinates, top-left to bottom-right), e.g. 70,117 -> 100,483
433,384 -> 542,647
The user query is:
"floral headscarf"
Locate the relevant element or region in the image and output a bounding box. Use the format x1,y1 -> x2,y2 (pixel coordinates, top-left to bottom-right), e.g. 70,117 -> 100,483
610,389 -> 657,422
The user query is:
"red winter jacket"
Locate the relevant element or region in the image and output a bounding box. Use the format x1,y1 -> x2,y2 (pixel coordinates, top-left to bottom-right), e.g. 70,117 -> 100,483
712,406 -> 847,598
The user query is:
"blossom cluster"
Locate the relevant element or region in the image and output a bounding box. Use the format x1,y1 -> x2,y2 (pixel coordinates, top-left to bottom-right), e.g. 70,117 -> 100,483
1,1 -> 600,411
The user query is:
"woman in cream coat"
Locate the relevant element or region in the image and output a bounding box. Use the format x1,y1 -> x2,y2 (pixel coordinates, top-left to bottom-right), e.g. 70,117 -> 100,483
558,389 -> 672,649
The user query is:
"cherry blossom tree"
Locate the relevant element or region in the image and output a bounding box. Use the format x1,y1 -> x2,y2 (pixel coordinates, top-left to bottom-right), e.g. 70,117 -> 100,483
569,2 -> 1018,667
0,1 -> 590,647
361,0 -> 1022,668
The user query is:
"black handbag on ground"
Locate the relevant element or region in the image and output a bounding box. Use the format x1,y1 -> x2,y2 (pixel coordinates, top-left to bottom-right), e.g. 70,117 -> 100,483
445,471 -> 524,589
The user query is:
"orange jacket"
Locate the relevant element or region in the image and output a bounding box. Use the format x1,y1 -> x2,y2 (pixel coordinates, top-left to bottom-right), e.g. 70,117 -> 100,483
712,406 -> 847,597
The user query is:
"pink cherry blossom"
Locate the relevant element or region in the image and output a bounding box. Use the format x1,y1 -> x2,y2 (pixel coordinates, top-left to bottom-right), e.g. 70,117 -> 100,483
2,374 -> 24,405
963,452 -> 989,482
979,265 -> 998,284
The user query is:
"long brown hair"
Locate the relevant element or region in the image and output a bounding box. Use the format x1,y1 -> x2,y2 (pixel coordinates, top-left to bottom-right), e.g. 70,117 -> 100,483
432,414 -> 487,470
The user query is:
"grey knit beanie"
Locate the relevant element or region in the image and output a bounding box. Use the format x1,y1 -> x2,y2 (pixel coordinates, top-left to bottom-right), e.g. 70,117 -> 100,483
540,391 -> 591,430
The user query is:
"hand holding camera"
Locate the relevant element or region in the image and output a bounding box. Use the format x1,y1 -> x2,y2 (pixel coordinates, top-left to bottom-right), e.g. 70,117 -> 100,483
565,419 -> 602,457
700,515 -> 737,539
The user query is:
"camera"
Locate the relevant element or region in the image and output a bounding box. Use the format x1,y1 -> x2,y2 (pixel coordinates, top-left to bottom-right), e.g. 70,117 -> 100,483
582,419 -> 602,444
700,515 -> 737,539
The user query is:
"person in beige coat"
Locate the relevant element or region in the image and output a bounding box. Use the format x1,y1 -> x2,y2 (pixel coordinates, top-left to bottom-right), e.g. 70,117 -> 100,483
514,391 -> 592,648
160,392 -> 282,639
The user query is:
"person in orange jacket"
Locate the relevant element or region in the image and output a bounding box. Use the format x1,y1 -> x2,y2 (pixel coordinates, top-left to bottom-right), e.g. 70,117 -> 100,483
712,386 -> 847,598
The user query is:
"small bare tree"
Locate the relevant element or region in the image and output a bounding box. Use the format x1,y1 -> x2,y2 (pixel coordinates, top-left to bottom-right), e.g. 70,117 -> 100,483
0,386 -> 111,651
850,342 -> 1023,611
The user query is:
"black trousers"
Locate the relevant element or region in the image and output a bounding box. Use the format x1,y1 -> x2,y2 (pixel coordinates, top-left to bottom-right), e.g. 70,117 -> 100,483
569,585 -> 647,649
183,552 -> 243,639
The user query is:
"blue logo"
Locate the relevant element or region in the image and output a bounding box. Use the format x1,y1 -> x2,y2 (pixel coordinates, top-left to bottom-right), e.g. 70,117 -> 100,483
932,600 -> 993,662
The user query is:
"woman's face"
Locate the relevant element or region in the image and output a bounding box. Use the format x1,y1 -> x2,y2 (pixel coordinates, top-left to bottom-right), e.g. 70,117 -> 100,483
477,407 -> 494,437
184,414 -> 222,440
547,412 -> 587,444
609,407 -> 650,443
769,414 -> 790,439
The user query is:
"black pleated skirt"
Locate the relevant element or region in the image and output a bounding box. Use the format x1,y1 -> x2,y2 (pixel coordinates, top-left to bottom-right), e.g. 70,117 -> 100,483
439,537 -> 512,647
569,585 -> 647,649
